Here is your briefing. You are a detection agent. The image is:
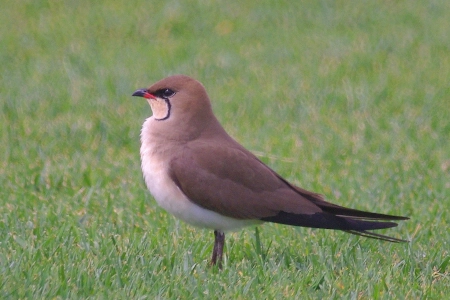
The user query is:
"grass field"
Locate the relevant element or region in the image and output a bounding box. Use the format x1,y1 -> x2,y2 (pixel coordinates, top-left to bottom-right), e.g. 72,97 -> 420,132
1,0 -> 449,298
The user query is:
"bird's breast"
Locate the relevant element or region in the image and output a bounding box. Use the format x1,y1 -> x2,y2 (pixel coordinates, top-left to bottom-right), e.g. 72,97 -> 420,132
139,123 -> 258,231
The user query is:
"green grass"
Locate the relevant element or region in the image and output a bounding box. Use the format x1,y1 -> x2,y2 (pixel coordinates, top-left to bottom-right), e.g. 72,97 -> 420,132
1,0 -> 449,298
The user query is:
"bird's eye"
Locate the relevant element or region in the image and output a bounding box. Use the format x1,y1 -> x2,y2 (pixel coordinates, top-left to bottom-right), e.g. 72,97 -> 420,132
161,88 -> 175,98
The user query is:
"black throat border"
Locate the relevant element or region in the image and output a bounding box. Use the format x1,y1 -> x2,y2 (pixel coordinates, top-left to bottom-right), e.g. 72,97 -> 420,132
155,98 -> 171,121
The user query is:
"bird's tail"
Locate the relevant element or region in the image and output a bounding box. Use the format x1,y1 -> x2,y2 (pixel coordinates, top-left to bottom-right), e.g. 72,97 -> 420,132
294,185 -> 409,242
340,216 -> 409,242
261,210 -> 409,242
265,175 -> 410,242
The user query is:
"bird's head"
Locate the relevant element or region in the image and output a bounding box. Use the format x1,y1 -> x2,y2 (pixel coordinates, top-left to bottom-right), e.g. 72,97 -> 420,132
133,75 -> 223,141
132,75 -> 212,122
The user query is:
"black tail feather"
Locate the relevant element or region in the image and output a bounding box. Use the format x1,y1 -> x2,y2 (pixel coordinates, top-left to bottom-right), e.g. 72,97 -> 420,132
262,177 -> 409,242
261,211 -> 409,243
307,197 -> 409,221
344,229 -> 409,243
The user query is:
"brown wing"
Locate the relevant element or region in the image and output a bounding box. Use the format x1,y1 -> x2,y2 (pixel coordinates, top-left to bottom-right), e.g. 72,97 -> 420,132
168,141 -> 409,241
168,142 -> 322,220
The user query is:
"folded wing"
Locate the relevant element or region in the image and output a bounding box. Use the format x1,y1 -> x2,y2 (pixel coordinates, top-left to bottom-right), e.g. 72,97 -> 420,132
169,142 -> 408,242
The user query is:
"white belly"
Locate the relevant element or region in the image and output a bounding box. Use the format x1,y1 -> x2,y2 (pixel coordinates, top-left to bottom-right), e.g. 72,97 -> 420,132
140,130 -> 259,231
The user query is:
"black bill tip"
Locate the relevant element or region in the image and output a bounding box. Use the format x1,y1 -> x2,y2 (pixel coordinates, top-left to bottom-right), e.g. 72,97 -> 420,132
132,88 -> 147,97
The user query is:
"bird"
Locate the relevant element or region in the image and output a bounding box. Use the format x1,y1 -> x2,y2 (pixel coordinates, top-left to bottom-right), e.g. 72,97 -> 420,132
132,75 -> 409,268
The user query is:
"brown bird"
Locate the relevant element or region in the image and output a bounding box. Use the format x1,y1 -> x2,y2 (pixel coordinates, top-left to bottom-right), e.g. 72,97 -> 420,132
132,75 -> 409,268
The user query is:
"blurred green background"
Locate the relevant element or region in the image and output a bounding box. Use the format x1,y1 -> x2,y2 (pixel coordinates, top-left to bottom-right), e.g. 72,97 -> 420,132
1,0 -> 449,298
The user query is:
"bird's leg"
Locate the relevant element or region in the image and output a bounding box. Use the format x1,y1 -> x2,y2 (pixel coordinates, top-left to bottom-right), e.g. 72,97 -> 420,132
211,230 -> 225,268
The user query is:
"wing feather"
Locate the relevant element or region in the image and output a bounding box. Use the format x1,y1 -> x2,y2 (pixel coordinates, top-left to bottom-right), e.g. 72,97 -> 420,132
168,141 -> 408,240
169,143 -> 322,220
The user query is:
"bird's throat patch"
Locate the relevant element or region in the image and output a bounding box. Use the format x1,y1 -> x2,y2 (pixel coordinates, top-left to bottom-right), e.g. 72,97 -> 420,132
148,98 -> 171,121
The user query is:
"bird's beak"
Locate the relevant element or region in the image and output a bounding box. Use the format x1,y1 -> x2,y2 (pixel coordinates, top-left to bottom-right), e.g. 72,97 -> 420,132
132,89 -> 156,99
